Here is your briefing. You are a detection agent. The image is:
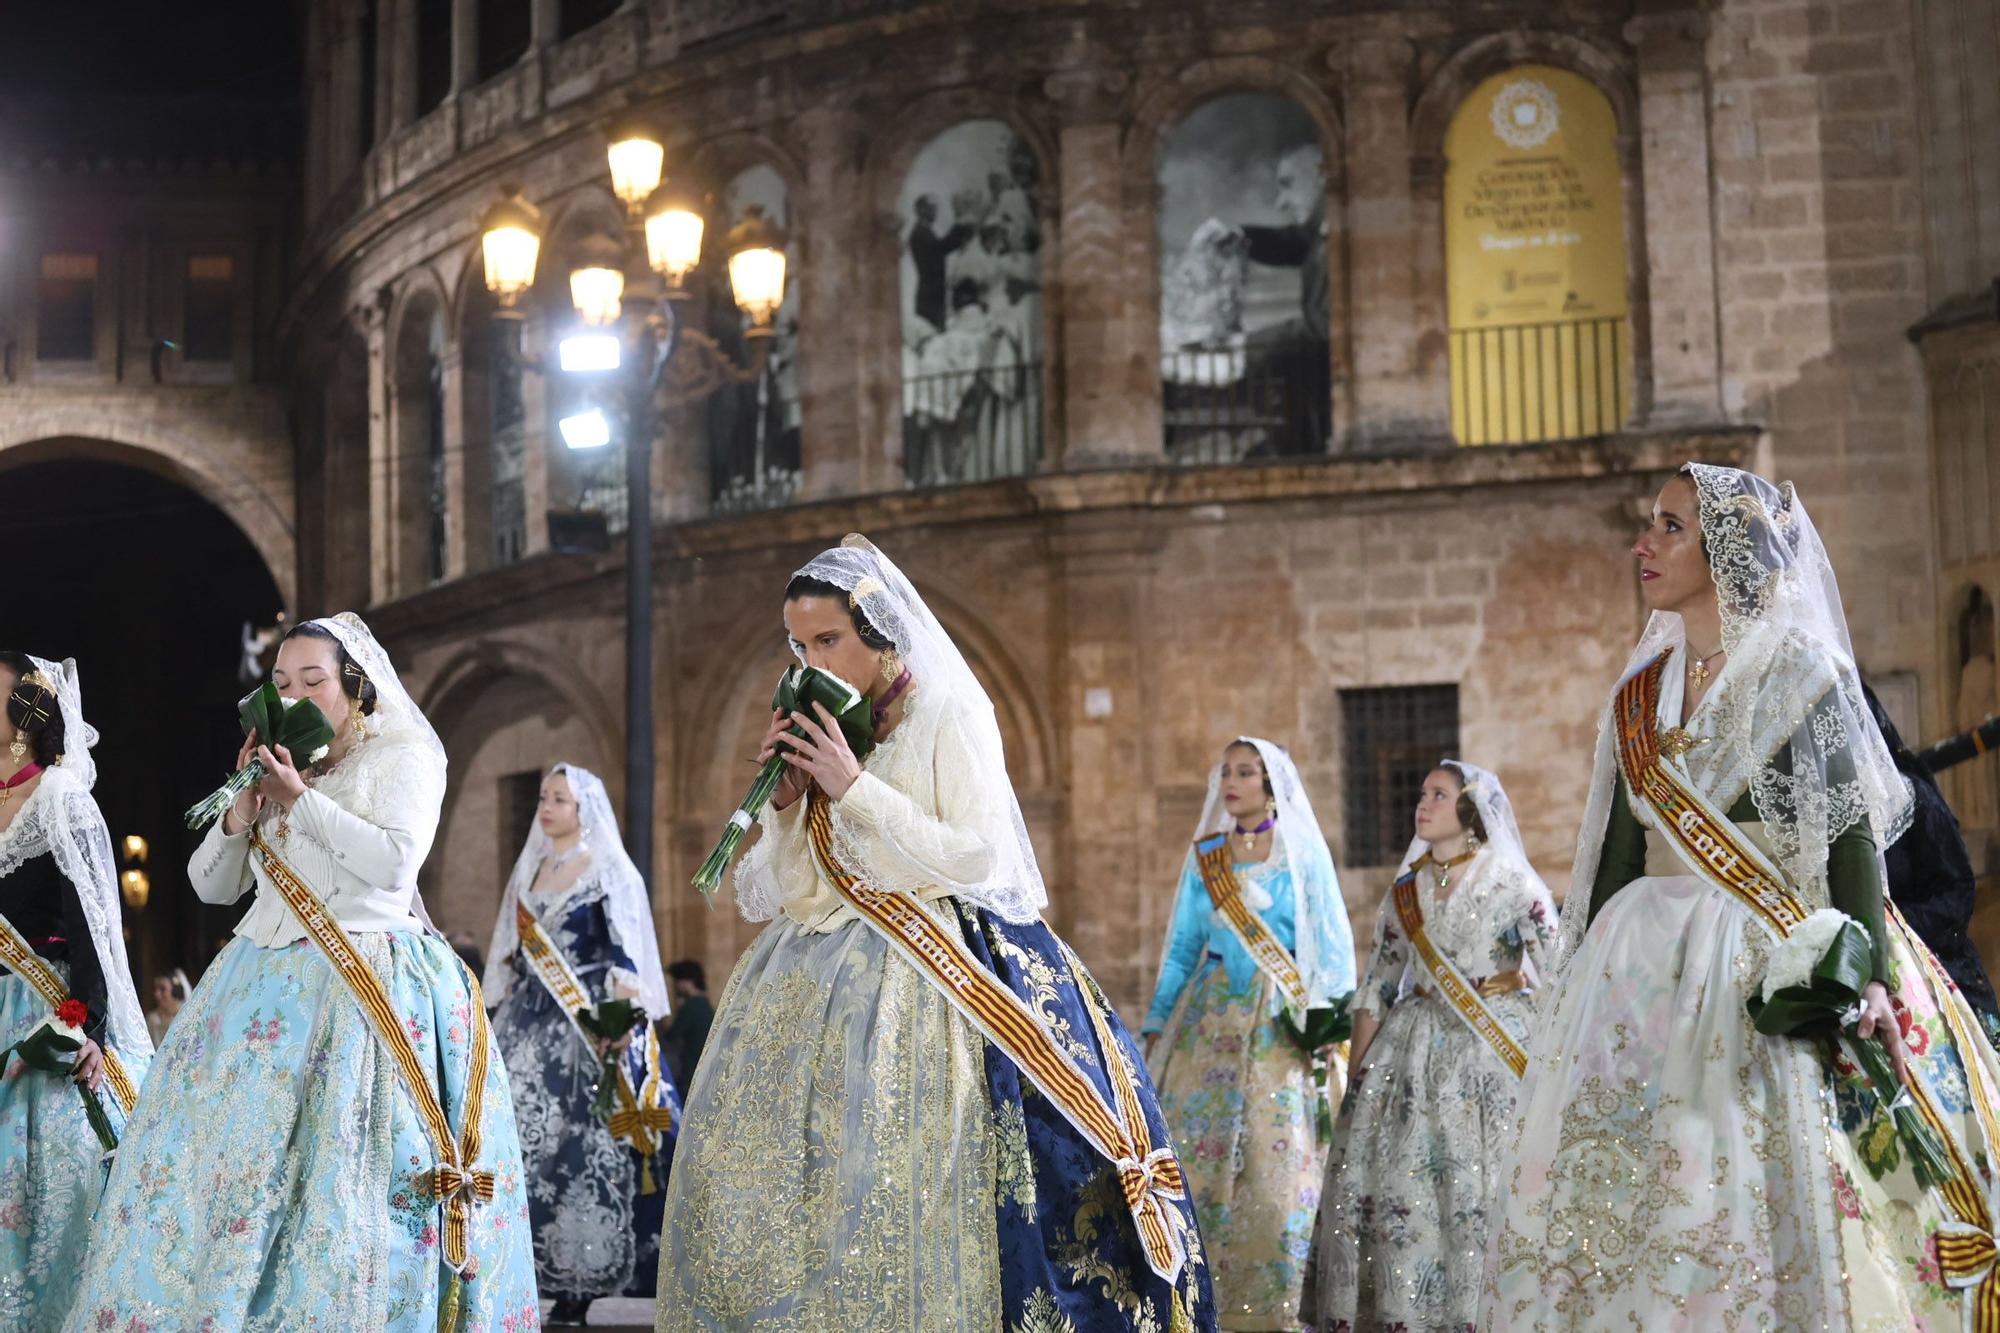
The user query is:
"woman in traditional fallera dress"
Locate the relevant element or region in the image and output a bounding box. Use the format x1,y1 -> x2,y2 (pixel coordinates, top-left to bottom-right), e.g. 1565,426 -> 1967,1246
1303,761 -> 1555,1332
0,654 -> 151,1331
658,535 -> 1217,1331
1142,736 -> 1353,1331
65,614 -> 537,1332
1482,464 -> 2000,1330
486,762 -> 679,1325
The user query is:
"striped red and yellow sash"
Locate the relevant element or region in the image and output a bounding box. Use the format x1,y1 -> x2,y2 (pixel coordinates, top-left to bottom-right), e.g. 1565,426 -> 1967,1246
1191,835 -> 1309,1018
804,793 -> 1190,1283
251,834 -> 494,1293
1619,656 -> 2000,1329
1390,873 -> 1527,1078
1889,904 -> 2000,1329
1614,652 -> 1812,939
0,910 -> 139,1114
514,900 -> 674,1157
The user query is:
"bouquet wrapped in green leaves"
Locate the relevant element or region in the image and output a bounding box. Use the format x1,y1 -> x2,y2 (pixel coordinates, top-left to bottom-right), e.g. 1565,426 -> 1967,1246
1748,909 -> 1951,1188
184,682 -> 338,830
5,999 -> 118,1153
691,665 -> 878,898
578,998 -> 648,1120
1279,993 -> 1353,1144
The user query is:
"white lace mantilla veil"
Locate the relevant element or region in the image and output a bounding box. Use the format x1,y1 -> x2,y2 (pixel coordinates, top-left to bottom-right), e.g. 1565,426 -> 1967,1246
1553,464 -> 1914,969
1156,736 -> 1353,1016
309,613 -> 450,933
1393,759 -> 1553,982
16,656 -> 152,1055
483,762 -> 671,1020
770,534 -> 1048,922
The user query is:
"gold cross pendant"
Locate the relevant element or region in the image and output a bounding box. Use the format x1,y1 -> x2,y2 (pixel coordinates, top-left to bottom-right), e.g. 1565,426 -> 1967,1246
1689,659 -> 1711,688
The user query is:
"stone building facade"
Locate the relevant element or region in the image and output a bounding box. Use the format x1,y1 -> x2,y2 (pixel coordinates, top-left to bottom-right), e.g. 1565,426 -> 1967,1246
4,0 -> 1963,1017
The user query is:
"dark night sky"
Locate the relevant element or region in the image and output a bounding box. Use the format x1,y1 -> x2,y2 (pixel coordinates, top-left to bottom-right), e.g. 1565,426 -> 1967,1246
0,1 -> 304,163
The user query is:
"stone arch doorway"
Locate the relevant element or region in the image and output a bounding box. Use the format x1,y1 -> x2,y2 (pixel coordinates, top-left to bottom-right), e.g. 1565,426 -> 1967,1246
0,450 -> 285,996
421,649 -> 618,947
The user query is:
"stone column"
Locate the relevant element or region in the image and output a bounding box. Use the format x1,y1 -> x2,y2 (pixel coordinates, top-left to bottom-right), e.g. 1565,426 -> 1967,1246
388,0 -> 419,131
364,291 -> 396,606
1046,68 -> 1158,467
326,0 -> 368,187
792,105 -> 871,498
1625,5 -> 1723,424
1342,31 -> 1442,442
451,0 -> 479,95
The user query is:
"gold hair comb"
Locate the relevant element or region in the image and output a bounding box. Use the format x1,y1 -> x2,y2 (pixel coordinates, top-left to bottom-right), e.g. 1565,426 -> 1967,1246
849,577 -> 886,608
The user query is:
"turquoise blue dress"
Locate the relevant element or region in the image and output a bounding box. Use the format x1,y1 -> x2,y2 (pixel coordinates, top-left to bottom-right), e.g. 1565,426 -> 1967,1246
0,780 -> 151,1333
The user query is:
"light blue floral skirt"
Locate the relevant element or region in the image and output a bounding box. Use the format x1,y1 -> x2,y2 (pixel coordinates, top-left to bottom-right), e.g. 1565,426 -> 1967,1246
0,966 -> 146,1332
62,933 -> 538,1332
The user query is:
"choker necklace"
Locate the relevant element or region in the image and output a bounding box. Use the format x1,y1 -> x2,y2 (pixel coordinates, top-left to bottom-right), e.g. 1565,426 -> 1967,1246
546,841 -> 588,870
0,763 -> 42,808
1233,816 -> 1275,855
1424,846 -> 1479,892
873,669 -> 914,729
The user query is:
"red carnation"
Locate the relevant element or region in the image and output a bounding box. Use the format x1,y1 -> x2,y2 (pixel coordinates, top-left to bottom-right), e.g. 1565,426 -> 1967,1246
56,999 -> 88,1029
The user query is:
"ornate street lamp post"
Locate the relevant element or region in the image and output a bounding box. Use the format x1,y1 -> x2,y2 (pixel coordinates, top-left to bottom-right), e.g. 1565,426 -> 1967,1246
479,123 -> 788,889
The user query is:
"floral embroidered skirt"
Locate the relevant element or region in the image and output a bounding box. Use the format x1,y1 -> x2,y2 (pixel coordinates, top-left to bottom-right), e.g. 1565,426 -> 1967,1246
1301,981 -> 1530,1333
62,933 -> 539,1333
493,969 -> 677,1302
1482,874 -> 2000,1331
656,899 -> 1217,1332
0,967 -> 147,1332
1151,964 -> 1331,1331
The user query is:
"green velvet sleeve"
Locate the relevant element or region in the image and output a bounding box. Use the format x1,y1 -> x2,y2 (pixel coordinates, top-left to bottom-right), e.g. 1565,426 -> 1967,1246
1586,774 -> 1649,927
1718,790 -> 1885,982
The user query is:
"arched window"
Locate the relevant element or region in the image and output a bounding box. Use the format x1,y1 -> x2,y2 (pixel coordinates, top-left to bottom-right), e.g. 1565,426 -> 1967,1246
1156,93 -> 1330,463
415,0 -> 452,116
896,120 -> 1044,486
706,164 -> 802,513
393,294 -> 447,591
559,0 -> 619,39
478,0 -> 531,81
1444,66 -> 1630,445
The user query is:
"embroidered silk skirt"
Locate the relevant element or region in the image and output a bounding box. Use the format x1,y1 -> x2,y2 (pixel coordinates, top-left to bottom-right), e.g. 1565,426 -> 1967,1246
0,966 -> 147,1332
1151,963 -> 1332,1330
1301,985 -> 1532,1332
62,933 -> 538,1333
1481,874 -> 2000,1331
493,967 -> 677,1301
656,899 -> 1217,1332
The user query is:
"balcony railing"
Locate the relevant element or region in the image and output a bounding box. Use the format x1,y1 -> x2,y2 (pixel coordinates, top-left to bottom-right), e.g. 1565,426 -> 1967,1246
1449,316 -> 1628,446
901,358 -> 1043,488
1161,338 -> 1329,464
709,372 -> 802,515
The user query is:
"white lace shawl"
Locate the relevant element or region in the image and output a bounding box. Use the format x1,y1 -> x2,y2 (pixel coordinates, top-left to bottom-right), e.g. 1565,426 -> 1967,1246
1356,846 -> 1553,1016
732,685 -> 1041,924
0,767 -> 152,1055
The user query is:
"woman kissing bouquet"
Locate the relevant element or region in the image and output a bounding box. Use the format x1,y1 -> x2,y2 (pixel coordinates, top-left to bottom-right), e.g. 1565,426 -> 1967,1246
4,999 -> 118,1152
1747,908 -> 1951,1186
184,681 -> 338,830
691,665 -> 877,898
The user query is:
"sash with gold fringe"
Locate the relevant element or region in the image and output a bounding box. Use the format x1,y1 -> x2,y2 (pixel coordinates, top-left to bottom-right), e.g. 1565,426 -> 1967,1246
1191,834 -> 1309,1019
513,899 -> 675,1176
1617,652 -> 2000,1331
0,909 -> 139,1114
804,793 -> 1192,1284
1389,872 -> 1527,1078
251,833 -> 493,1329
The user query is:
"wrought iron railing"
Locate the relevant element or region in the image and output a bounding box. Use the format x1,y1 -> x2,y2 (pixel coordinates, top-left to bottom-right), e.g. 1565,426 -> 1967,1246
901,358 -> 1043,488
709,371 -> 802,515
1449,315 -> 1628,446
1160,338 -> 1329,464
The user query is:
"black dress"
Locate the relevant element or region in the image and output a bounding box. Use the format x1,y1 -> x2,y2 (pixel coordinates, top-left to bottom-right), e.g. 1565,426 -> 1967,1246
0,849 -> 108,1041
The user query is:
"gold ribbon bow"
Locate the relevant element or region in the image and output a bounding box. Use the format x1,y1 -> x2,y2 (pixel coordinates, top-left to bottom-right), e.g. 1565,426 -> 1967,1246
608,1104 -> 677,1145
1938,1223 -> 2000,1328
1118,1148 -> 1189,1267
429,1164 -> 498,1205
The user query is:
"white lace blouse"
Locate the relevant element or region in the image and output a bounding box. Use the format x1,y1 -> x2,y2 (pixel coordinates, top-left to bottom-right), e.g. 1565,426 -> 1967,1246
733,686 -> 1042,929
190,736 -> 443,946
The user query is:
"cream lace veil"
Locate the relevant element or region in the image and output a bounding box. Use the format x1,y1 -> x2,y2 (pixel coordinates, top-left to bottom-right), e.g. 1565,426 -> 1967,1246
1555,464 -> 1912,966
